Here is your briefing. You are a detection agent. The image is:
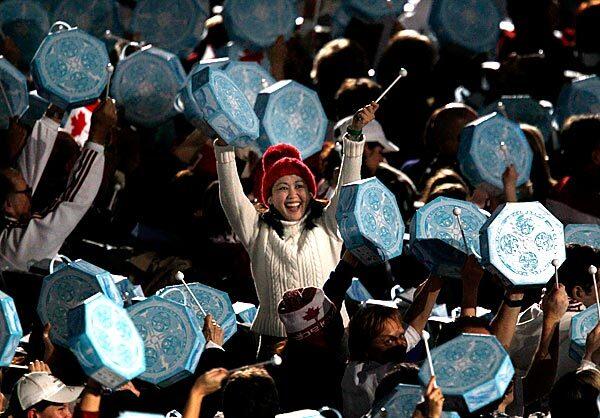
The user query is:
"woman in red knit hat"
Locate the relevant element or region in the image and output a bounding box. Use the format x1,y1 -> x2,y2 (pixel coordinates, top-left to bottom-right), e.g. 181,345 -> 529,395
214,102 -> 378,358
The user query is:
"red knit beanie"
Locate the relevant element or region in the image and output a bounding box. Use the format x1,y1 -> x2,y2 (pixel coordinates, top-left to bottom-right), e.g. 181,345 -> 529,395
260,143 -> 317,205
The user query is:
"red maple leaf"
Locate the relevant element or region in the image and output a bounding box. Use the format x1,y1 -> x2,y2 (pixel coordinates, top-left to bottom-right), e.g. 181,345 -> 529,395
302,307 -> 320,321
69,111 -> 87,137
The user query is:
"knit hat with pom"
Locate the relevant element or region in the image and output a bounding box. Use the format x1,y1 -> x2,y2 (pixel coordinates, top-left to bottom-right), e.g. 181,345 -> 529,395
260,143 -> 317,205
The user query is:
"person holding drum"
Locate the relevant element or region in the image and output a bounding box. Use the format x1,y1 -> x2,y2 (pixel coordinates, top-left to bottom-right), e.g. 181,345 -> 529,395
214,102 -> 378,358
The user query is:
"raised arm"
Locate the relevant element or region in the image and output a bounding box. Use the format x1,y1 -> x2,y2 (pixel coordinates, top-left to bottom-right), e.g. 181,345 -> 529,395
214,138 -> 260,249
405,274 -> 443,335
322,102 -> 378,233
522,284 -> 569,406
460,255 -> 485,318
490,288 -> 525,350
17,106 -> 63,194
0,101 -> 113,271
183,368 -> 228,418
323,250 -> 361,309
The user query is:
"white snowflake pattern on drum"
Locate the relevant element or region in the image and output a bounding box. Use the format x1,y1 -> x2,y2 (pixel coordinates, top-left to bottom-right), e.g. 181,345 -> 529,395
480,202 -> 566,287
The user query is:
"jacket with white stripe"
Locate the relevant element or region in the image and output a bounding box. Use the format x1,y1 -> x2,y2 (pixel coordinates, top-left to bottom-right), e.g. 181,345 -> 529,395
0,116 -> 105,271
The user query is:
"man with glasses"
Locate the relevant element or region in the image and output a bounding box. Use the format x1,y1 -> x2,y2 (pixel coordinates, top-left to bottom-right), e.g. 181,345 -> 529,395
0,100 -> 116,271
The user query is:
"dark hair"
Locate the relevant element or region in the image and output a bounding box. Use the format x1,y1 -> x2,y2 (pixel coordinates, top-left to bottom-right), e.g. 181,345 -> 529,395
258,199 -> 327,239
348,304 -> 403,362
550,369 -> 600,418
0,171 -> 12,210
334,78 -> 382,121
200,180 -> 233,239
423,103 -> 478,157
519,123 -> 556,201
576,1 -> 600,52
222,367 -> 279,418
376,30 -> 437,88
7,394 -> 62,418
311,39 -> 369,119
506,0 -> 558,28
559,244 -> 600,296
560,114 -> 600,175
373,362 -> 421,404
437,317 -> 493,346
419,168 -> 469,204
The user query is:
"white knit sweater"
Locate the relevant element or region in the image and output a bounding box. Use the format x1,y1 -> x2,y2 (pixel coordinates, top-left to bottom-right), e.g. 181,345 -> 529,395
215,137 -> 365,337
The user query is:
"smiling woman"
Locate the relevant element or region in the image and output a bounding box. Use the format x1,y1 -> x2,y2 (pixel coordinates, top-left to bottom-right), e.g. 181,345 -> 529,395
213,102 -> 378,353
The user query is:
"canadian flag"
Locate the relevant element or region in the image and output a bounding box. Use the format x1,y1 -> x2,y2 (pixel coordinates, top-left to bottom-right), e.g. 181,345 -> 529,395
61,101 -> 100,147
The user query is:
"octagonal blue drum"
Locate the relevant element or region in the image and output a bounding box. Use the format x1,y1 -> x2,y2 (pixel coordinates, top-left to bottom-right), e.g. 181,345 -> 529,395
223,0 -> 296,50
0,57 -> 28,129
127,296 -> 205,387
53,0 -> 121,38
564,224 -> 600,249
418,333 -> 514,413
156,282 -> 237,343
480,202 -> 566,288
37,259 -> 123,347
480,95 -> 553,145
410,197 -> 488,279
336,177 -> 404,265
176,66 -> 259,148
110,45 -> 186,127
458,113 -> 533,189
570,304 -> 599,362
555,75 -> 600,127
0,0 -> 49,64
223,61 -> 275,107
129,0 -> 210,56
0,290 -> 23,367
254,80 -> 327,159
429,0 -> 503,53
343,0 -> 407,23
68,293 -> 145,388
31,23 -> 109,110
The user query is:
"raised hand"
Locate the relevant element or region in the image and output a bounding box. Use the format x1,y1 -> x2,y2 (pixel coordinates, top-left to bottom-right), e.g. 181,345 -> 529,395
91,99 -> 118,131
541,284 -> 569,324
584,323 -> 600,362
203,314 -> 224,347
502,164 -> 518,202
89,99 -> 118,145
28,359 -> 51,373
349,101 -> 379,132
192,368 -> 229,397
424,377 -> 444,418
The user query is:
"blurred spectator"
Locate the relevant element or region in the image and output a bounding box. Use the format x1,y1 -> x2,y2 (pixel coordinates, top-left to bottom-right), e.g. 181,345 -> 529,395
311,39 -> 370,119
376,30 -> 438,164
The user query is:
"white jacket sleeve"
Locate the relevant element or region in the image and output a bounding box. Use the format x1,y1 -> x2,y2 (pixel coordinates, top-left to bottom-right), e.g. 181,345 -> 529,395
17,116 -> 60,195
214,142 -> 259,249
321,134 -> 365,234
0,142 -> 105,271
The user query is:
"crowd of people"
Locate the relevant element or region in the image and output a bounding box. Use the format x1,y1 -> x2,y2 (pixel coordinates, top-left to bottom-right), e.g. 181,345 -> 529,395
0,0 -> 600,417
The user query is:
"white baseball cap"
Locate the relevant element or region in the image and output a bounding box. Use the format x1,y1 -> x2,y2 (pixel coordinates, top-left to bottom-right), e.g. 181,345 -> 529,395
333,116 -> 400,153
15,372 -> 83,410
